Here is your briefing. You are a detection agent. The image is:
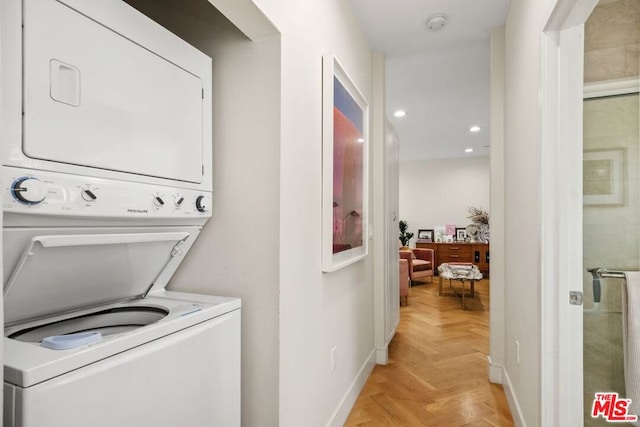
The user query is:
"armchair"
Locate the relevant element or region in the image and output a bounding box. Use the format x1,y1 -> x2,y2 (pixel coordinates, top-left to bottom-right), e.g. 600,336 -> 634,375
399,248 -> 434,285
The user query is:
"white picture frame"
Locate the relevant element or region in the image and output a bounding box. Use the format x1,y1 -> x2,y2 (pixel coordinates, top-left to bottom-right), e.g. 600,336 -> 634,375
583,148 -> 626,206
322,53 -> 369,272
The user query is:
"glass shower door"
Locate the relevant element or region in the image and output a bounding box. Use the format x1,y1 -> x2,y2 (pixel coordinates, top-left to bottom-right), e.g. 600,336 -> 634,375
583,92 -> 639,426
583,2 -> 640,424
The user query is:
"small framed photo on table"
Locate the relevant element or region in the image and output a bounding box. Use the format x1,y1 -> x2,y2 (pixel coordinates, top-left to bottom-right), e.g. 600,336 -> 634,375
417,229 -> 433,241
456,228 -> 467,241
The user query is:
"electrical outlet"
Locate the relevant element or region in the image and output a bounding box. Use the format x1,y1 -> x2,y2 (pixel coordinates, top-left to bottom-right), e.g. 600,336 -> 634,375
331,346 -> 337,372
516,341 -> 520,365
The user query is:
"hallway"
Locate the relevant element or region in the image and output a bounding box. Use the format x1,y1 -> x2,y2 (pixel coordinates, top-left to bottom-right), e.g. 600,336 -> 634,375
345,279 -> 514,426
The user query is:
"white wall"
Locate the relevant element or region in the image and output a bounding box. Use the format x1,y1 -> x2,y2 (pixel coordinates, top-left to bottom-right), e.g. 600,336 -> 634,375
0,1 -> 4,418
170,20 -> 281,427
399,156 -> 490,238
248,1 -> 377,426
372,54 -> 399,364
133,1 -> 377,425
123,1 -> 282,426
502,0 -> 558,424
489,27 -> 506,384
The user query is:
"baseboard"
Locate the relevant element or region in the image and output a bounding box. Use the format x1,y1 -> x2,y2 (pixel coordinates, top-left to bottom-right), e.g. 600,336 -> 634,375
487,356 -> 504,383
376,325 -> 397,365
327,348 -> 376,427
502,368 -> 527,427
375,347 -> 388,364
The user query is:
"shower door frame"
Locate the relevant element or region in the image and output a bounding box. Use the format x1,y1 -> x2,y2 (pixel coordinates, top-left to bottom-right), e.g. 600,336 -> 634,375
540,0 -> 598,425
542,1 -> 640,423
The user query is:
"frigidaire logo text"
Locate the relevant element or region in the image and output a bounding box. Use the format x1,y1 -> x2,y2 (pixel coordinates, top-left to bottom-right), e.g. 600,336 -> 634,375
127,209 -> 149,214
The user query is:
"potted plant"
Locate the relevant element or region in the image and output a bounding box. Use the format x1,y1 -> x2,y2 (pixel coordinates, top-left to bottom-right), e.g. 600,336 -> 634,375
398,220 -> 414,249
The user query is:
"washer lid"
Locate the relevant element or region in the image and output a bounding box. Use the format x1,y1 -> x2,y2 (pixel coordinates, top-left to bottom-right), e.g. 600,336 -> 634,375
4,231 -> 191,326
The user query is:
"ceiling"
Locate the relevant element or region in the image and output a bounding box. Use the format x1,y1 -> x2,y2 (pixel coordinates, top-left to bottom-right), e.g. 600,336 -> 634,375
348,0 -> 511,161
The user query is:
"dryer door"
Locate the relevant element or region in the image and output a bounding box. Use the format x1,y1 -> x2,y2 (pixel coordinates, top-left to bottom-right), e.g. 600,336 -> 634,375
22,0 -> 205,184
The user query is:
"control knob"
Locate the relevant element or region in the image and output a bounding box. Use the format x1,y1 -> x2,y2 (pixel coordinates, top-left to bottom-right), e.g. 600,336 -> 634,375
153,196 -> 165,207
81,189 -> 97,202
12,177 -> 47,204
195,195 -> 210,213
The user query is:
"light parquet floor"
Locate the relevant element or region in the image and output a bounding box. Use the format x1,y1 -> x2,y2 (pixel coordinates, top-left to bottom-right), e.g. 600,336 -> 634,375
345,278 -> 514,427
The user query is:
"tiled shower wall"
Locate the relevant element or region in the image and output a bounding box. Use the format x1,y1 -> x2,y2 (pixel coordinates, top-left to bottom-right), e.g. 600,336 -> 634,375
584,0 -> 639,83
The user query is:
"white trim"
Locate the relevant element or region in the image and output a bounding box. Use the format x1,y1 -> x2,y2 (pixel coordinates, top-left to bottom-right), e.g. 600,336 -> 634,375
326,349 -> 376,427
487,356 -> 504,384
375,348 -> 388,365
372,53 -> 400,369
584,77 -> 640,99
541,25 -> 587,427
372,51 -> 386,367
205,0 -> 279,40
489,26 -> 506,390
0,0 -> 4,419
540,29 -> 562,427
375,316 -> 398,365
541,0 -> 598,424
503,369 -> 527,427
545,0 -> 599,30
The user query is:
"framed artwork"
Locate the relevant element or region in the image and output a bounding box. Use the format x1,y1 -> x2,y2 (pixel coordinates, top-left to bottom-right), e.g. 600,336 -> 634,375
583,148 -> 626,206
417,229 -> 434,241
322,53 -> 369,272
456,228 -> 467,241
445,224 -> 456,236
434,226 -> 446,242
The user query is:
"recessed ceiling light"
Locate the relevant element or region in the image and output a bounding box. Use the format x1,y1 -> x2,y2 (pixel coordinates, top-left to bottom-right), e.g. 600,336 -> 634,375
470,126 -> 481,132
357,138 -> 365,143
394,110 -> 406,118
465,148 -> 474,153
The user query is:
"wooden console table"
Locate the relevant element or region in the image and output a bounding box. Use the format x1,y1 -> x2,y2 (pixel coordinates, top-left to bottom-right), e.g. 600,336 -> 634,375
415,242 -> 490,276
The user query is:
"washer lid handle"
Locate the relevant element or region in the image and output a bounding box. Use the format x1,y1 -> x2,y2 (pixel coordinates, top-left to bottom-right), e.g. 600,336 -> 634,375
35,232 -> 189,248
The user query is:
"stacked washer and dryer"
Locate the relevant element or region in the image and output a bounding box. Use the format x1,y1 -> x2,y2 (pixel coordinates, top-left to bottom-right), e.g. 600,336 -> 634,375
1,0 -> 240,426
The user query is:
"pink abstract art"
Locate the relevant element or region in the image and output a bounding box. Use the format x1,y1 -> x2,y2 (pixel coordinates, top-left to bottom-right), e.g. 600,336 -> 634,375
332,77 -> 364,254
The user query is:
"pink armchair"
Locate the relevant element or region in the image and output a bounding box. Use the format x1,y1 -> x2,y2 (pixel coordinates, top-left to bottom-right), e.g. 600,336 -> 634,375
399,248 -> 434,285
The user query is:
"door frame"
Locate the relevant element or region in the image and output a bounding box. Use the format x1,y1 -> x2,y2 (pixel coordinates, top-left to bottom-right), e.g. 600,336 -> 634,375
540,0 -> 598,424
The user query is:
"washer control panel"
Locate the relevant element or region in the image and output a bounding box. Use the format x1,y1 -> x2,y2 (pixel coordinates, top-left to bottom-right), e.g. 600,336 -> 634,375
4,167 -> 212,218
